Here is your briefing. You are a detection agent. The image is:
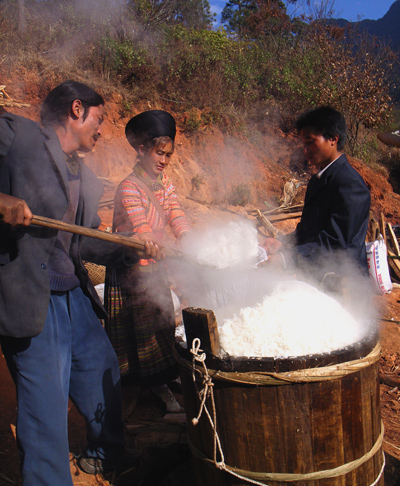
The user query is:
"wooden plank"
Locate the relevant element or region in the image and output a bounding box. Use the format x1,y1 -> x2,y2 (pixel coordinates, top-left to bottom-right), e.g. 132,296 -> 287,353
249,203 -> 305,216
256,209 -> 279,238
380,372 -> 400,388
369,217 -> 380,242
380,213 -> 387,246
388,223 -> 400,256
182,307 -> 221,357
387,252 -> 400,282
267,211 -> 303,222
310,380 -> 344,483
340,373 -> 361,486
359,363 -> 383,486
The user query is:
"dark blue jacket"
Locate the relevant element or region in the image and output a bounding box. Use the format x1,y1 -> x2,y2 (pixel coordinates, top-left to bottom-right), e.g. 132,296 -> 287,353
289,154 -> 371,275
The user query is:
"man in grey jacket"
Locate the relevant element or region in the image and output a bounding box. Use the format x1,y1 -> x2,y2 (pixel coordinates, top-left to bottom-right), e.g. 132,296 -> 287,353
0,80 -> 159,485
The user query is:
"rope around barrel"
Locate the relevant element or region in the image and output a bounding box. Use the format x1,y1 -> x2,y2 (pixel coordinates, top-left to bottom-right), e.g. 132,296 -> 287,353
187,435 -> 385,484
174,340 -> 381,386
188,338 -> 385,485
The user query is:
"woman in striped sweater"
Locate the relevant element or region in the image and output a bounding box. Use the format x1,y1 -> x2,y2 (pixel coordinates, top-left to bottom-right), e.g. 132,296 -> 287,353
105,110 -> 190,413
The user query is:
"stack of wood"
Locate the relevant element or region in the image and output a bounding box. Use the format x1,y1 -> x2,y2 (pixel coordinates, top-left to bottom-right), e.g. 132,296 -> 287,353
249,204 -> 304,221
0,85 -> 30,109
249,203 -> 304,238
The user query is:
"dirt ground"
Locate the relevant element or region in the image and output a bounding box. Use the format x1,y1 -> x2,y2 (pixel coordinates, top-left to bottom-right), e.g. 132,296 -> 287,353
2,76 -> 400,485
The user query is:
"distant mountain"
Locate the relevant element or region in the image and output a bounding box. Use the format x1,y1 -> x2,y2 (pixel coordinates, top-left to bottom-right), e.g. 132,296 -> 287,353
331,0 -> 400,51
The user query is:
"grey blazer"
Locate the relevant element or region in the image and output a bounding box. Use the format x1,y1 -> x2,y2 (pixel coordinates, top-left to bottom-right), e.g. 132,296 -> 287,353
0,113 -> 105,337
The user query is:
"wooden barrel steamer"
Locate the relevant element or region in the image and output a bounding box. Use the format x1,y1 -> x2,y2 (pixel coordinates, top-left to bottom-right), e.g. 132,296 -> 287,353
175,307 -> 384,486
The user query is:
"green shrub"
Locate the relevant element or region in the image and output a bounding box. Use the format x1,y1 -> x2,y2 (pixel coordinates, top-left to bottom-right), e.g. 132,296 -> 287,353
184,108 -> 202,132
0,1 -> 395,148
228,183 -> 251,206
191,174 -> 205,191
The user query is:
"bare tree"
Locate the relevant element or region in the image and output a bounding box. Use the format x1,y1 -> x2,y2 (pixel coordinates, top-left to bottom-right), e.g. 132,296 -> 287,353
284,0 -> 336,21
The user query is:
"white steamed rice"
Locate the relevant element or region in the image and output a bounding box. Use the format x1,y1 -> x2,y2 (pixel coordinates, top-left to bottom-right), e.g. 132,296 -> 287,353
218,280 -> 367,358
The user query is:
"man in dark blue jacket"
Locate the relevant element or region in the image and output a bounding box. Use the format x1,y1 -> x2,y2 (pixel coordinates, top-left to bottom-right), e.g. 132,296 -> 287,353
265,106 -> 371,279
0,81 -> 159,485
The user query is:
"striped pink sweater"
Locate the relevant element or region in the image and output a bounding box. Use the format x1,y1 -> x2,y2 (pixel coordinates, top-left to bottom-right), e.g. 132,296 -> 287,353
113,170 -> 190,244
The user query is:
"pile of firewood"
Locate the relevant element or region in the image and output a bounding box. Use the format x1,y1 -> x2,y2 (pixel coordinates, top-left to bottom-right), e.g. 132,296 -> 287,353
249,204 -> 304,238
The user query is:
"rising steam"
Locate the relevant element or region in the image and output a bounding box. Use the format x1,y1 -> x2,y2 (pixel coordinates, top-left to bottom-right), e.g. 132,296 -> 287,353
169,218 -> 376,358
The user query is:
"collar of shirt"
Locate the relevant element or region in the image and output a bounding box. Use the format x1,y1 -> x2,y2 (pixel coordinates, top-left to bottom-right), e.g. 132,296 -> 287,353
317,155 -> 341,179
63,152 -> 81,176
134,163 -> 164,190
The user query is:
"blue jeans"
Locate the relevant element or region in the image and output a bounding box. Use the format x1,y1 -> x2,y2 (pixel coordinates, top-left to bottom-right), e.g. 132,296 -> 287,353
1,287 -> 124,486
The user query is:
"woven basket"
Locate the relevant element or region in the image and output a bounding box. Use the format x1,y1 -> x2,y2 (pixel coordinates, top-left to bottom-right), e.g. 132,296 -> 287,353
83,261 -> 106,286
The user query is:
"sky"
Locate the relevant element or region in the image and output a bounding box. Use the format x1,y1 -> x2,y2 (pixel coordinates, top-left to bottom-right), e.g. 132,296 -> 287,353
209,0 -> 397,25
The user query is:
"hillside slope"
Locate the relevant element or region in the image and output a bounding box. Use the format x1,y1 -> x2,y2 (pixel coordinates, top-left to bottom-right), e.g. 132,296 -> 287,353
2,71 -> 400,232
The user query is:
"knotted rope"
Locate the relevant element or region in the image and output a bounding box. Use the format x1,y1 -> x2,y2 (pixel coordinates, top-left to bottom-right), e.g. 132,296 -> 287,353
190,338 -> 270,486
188,338 -> 385,485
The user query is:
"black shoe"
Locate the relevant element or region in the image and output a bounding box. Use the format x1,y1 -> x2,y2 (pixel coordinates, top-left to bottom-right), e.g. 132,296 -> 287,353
78,449 -> 141,475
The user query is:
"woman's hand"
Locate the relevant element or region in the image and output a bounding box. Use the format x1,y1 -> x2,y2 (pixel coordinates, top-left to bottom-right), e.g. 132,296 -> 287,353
135,233 -> 165,260
0,193 -> 32,226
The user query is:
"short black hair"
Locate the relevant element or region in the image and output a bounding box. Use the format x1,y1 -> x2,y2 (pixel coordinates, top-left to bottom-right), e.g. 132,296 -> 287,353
40,80 -> 104,127
295,106 -> 347,151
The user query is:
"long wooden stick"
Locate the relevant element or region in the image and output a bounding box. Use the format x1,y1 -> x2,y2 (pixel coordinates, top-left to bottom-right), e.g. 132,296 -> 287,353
388,222 -> 400,256
380,212 -> 387,246
267,211 -> 303,222
255,209 -> 279,238
31,214 -> 185,260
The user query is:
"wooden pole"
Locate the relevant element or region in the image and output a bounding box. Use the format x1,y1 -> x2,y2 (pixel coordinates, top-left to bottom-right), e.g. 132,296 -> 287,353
256,209 -> 279,238
31,214 -> 185,260
380,212 -> 387,246
267,211 -> 303,222
387,223 -> 400,256
387,250 -> 400,281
